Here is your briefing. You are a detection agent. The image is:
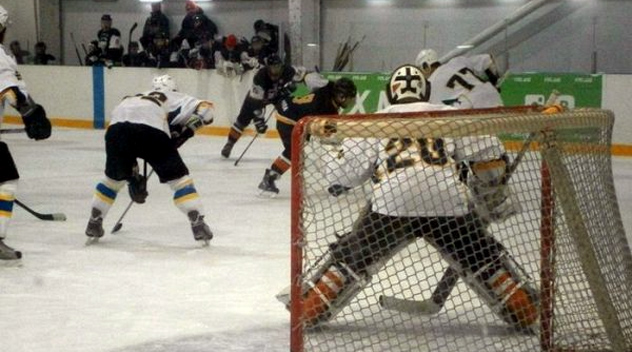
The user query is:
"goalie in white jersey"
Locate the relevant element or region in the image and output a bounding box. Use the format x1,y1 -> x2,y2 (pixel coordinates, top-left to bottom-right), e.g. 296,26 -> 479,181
282,64 -> 538,331
416,48 -> 503,108
0,5 -> 52,261
85,75 -> 215,246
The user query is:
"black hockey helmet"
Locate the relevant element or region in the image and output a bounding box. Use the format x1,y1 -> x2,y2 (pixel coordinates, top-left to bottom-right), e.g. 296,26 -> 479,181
265,54 -> 282,67
266,54 -> 284,79
333,77 -> 357,98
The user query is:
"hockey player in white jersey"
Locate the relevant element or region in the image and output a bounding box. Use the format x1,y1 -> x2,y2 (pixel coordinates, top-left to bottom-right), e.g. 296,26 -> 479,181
415,48 -> 503,108
0,5 -> 52,261
281,64 -> 537,331
85,75 -> 215,246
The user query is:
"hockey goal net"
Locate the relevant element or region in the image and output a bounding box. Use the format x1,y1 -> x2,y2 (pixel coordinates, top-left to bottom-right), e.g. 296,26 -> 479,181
288,106 -> 632,352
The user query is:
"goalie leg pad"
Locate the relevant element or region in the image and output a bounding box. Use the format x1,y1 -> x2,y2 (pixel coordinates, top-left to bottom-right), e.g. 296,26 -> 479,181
302,261 -> 369,328
459,250 -> 539,331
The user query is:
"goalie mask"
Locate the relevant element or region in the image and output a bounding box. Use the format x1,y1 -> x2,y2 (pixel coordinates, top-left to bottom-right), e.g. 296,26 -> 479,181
386,64 -> 428,104
152,74 -> 177,92
415,48 -> 439,73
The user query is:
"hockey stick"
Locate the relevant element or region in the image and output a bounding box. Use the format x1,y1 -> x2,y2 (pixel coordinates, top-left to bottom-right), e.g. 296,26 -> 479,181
111,166 -> 153,234
380,93 -> 561,315
14,199 -> 67,221
70,32 -> 83,66
0,128 -> 25,134
233,108 -> 276,167
128,22 -> 138,51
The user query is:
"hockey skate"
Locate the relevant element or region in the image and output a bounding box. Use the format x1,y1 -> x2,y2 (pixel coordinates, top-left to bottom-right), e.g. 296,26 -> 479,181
85,208 -> 104,245
188,211 -> 213,246
221,141 -> 235,159
258,168 -> 280,196
0,238 -> 22,261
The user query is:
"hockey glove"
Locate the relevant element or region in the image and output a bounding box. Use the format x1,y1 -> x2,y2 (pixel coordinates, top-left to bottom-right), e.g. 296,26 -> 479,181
128,171 -> 148,204
171,127 -> 195,149
253,117 -> 268,134
21,104 -> 51,140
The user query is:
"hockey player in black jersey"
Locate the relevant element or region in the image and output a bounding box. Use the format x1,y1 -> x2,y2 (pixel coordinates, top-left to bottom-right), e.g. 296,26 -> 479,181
257,77 -> 357,195
220,54 -> 308,159
84,75 -> 215,246
0,5 -> 52,262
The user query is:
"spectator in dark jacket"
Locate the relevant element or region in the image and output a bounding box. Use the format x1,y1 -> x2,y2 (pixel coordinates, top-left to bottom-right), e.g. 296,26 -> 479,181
175,1 -> 218,49
140,2 -> 170,50
122,42 -> 150,67
32,42 -> 56,65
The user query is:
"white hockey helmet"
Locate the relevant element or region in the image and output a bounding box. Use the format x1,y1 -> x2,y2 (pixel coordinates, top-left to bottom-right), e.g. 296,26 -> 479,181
152,74 -> 177,92
386,64 -> 428,104
415,49 -> 439,72
0,6 -> 8,32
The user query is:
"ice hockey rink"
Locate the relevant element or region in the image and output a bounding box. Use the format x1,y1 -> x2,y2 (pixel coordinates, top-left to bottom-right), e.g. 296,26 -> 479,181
2,127 -> 632,352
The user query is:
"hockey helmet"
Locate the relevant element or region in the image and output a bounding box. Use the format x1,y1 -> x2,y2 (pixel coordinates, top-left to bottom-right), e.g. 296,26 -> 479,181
415,49 -> 439,72
0,5 -> 8,32
266,54 -> 283,78
152,74 -> 177,92
333,77 -> 357,98
386,64 -> 428,104
265,54 -> 282,67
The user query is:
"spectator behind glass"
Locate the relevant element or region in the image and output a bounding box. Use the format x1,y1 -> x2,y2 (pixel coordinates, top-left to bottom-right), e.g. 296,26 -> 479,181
32,42 -> 55,65
174,1 -> 218,49
97,14 -> 123,66
140,2 -> 170,51
241,35 -> 272,72
122,41 -> 150,67
215,34 -> 245,77
253,19 -> 279,55
9,40 -> 31,64
187,34 -> 219,70
146,32 -> 173,68
85,40 -> 105,66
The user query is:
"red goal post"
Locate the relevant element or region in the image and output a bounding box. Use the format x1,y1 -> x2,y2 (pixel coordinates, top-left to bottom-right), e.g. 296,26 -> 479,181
289,106 -> 632,352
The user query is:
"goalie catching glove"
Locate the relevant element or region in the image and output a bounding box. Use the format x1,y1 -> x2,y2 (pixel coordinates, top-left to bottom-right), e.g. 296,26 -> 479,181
464,156 -> 521,223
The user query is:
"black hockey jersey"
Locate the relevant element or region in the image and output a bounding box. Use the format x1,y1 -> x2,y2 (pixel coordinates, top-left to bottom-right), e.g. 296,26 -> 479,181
249,65 -> 305,104
274,81 -> 339,125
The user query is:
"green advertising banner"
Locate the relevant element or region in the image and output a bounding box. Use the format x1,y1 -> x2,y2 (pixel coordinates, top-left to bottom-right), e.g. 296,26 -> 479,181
500,73 -> 602,108
296,72 -> 603,114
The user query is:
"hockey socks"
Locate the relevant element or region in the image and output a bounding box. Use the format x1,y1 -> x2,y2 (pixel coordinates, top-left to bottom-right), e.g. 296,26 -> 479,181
221,125 -> 244,158
91,177 -> 126,219
0,180 -> 17,238
271,156 -> 291,175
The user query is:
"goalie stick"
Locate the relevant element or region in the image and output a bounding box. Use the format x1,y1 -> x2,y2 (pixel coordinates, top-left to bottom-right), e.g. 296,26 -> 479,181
380,91 -> 561,315
15,199 -> 67,221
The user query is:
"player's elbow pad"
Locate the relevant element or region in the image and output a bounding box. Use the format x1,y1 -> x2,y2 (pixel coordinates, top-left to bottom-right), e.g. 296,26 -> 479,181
194,101 -> 215,126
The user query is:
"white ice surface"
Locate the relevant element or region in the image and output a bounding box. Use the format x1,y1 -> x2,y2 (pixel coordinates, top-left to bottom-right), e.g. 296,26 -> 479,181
1,128 -> 632,352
